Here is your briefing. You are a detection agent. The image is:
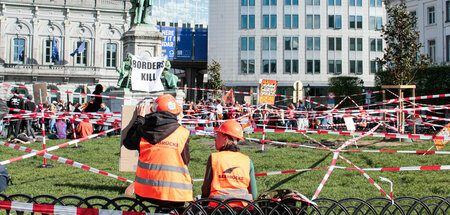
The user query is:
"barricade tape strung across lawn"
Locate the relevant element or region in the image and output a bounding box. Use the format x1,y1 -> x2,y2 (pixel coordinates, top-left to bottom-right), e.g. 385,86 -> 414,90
340,149 -> 450,154
0,127 -> 120,165
384,93 -> 450,103
0,200 -> 161,215
186,126 -> 447,140
0,141 -> 132,183
7,108 -> 121,118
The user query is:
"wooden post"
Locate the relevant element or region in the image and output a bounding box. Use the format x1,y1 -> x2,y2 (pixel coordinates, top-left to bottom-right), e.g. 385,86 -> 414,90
413,88 -> 416,134
382,90 -> 386,133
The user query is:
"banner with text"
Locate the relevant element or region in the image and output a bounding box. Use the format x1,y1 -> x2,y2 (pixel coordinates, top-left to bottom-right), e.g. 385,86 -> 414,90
160,27 -> 176,59
130,55 -> 165,93
259,79 -> 278,105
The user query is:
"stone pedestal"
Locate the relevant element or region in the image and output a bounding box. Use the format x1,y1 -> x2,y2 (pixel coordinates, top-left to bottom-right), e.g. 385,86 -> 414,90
121,24 -> 164,59
107,88 -> 163,113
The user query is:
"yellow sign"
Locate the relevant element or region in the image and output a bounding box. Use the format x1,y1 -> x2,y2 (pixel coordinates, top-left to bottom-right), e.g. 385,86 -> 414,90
434,123 -> 450,150
259,79 -> 278,105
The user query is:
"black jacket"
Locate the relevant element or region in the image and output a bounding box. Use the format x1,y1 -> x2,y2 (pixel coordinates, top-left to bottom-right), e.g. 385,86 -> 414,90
123,111 -> 190,165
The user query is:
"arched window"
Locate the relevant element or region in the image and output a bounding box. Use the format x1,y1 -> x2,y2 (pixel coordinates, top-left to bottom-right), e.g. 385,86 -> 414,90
47,85 -> 60,103
73,86 -> 91,105
10,85 -> 28,97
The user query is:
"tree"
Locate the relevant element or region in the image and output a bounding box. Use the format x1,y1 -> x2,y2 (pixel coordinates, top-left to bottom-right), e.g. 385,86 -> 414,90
376,3 -> 429,86
328,76 -> 363,107
205,59 -> 225,97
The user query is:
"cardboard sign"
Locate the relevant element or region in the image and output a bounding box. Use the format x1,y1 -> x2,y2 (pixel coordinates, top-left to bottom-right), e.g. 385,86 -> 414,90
33,84 -> 48,104
344,117 -> 356,131
434,123 -> 450,150
130,55 -> 165,93
119,105 -> 150,172
259,79 -> 278,105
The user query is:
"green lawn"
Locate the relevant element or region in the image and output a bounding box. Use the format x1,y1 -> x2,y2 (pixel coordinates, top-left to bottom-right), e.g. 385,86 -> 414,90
0,133 -> 448,200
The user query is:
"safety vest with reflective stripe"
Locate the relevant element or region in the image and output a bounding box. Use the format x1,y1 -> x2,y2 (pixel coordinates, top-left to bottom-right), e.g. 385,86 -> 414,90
210,151 -> 252,207
135,126 -> 193,202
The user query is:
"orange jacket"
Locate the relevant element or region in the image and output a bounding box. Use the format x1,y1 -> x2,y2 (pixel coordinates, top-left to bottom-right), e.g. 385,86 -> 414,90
135,126 -> 193,202
210,151 -> 252,207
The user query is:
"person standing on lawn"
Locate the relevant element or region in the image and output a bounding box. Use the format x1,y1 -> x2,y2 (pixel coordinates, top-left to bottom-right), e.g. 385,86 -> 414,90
201,120 -> 257,208
124,94 -> 192,212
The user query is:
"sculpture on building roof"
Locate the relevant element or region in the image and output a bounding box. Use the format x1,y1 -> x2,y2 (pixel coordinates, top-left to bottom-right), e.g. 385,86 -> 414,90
129,0 -> 153,26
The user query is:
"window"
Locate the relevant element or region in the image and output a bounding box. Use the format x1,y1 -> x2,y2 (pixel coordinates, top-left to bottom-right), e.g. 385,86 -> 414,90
249,15 -> 255,28
428,40 -> 436,63
242,0 -> 255,6
328,60 -> 342,74
73,86 -> 90,104
263,15 -> 277,28
306,60 -> 320,74
13,38 -> 25,63
285,14 -> 299,28
349,38 -> 363,51
75,41 -> 87,66
306,37 -> 320,50
284,60 -> 299,74
285,0 -> 298,5
349,60 -> 363,75
410,11 -> 417,27
270,15 -> 277,28
241,15 -> 248,28
262,37 -> 277,50
241,59 -> 255,74
249,37 -> 255,50
370,16 -> 383,30
328,15 -> 342,29
263,59 -> 277,74
370,38 -> 383,52
306,14 -> 320,29
370,0 -> 381,7
329,0 -> 341,6
263,15 -> 270,28
284,37 -> 299,50
349,16 -> 362,29
306,0 -> 320,6
447,35 -> 450,62
328,37 -> 341,51
428,7 -> 435,24
44,40 -> 52,63
447,1 -> 450,22
241,37 -> 248,50
106,43 -> 117,67
370,61 -> 382,74
349,0 -> 362,6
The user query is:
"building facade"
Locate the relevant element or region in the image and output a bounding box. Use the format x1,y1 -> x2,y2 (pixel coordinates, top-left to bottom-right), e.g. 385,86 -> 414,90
209,0 -> 386,98
391,0 -> 450,64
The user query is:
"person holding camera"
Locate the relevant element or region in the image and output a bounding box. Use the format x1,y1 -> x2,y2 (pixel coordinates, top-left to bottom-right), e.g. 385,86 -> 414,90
124,94 -> 192,212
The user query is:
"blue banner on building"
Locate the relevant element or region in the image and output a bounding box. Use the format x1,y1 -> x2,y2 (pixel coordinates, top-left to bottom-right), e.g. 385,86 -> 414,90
160,27 -> 176,60
176,28 -> 193,60
194,28 -> 207,60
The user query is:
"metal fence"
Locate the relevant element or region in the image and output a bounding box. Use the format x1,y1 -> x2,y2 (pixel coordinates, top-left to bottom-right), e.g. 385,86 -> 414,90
0,194 -> 448,214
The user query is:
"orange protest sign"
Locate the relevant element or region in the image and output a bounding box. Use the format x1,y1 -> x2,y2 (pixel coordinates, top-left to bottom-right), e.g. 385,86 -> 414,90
434,123 -> 450,150
259,79 -> 278,105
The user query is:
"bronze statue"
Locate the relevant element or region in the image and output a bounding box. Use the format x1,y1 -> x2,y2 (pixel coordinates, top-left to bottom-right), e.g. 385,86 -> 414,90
116,53 -> 133,88
160,55 -> 178,90
129,0 -> 153,25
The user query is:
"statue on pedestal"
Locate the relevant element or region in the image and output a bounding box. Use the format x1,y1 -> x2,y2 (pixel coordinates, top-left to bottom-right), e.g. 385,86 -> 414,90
129,0 -> 153,25
115,53 -> 133,88
160,56 -> 178,90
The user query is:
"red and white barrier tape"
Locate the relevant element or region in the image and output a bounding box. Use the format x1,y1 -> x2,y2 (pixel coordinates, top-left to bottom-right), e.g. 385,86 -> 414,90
0,200 -> 162,215
0,141 -> 132,183
0,127 -> 120,165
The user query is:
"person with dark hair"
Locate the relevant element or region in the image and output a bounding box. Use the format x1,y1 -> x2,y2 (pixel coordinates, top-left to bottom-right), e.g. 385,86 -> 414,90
23,94 -> 36,138
7,90 -> 24,139
85,84 -> 103,112
201,120 -> 257,208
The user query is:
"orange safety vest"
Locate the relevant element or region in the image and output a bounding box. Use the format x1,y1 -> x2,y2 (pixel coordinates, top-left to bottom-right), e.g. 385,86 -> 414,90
135,126 -> 193,202
209,151 -> 252,208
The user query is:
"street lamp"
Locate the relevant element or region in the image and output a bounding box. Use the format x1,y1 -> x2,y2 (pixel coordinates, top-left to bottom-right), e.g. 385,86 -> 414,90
360,80 -> 365,105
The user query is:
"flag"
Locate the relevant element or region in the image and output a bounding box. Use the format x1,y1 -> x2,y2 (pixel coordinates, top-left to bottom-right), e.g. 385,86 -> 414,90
51,37 -> 60,62
222,88 -> 235,105
70,40 -> 86,56
434,123 -> 450,150
18,43 -> 24,62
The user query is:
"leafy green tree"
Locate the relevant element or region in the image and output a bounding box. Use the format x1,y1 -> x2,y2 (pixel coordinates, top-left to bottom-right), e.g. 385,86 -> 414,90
205,59 -> 225,97
328,76 -> 363,107
376,3 -> 429,86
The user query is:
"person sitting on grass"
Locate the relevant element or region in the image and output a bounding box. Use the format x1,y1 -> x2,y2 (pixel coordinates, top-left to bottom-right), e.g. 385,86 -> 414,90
76,118 -> 93,138
48,119 -> 67,139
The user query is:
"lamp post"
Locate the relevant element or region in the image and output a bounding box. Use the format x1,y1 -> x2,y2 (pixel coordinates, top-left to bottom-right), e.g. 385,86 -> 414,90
305,84 -> 310,109
360,80 -> 365,106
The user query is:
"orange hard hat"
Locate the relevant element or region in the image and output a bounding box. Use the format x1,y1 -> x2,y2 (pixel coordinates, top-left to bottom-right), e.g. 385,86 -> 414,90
217,120 -> 244,140
151,94 -> 182,115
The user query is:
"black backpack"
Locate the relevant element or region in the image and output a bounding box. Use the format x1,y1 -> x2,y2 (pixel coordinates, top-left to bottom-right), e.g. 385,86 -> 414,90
0,164 -> 11,193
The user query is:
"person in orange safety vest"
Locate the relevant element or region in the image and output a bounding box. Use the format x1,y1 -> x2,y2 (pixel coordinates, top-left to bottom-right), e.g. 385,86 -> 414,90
124,94 -> 192,213
201,120 -> 257,209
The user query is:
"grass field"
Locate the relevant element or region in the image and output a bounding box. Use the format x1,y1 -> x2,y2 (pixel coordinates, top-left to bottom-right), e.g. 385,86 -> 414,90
0,133 -> 448,200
